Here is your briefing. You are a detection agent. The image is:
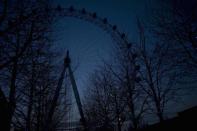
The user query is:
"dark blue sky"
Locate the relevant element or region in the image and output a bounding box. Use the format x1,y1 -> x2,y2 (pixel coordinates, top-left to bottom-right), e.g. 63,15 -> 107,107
51,0 -> 154,121
51,0 -> 196,122
52,0 -> 152,91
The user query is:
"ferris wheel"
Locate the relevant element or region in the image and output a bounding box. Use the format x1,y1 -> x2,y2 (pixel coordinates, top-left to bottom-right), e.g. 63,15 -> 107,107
46,5 -> 138,131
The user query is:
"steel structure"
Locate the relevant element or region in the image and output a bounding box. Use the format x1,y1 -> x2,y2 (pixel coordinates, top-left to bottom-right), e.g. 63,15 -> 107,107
51,5 -> 134,50
46,5 -> 139,131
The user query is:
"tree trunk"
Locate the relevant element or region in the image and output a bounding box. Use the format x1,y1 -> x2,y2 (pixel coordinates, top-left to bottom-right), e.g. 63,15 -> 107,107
157,110 -> 164,122
155,100 -> 164,122
7,58 -> 18,131
26,82 -> 34,131
117,118 -> 121,131
0,89 -> 10,131
26,61 -> 36,131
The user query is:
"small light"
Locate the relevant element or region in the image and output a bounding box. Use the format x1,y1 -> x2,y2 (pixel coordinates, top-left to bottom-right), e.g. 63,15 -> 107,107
119,117 -> 121,121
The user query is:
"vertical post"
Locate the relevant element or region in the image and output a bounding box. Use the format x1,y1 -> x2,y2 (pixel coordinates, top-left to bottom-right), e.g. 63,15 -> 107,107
65,51 -> 88,131
44,54 -> 67,131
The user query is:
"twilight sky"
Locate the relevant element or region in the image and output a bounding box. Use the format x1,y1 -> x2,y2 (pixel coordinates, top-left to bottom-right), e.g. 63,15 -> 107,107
51,0 -> 197,122
52,0 -> 152,90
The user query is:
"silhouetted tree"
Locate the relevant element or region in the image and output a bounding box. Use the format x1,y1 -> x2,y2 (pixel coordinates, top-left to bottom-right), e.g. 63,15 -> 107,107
84,67 -> 118,131
85,43 -> 148,130
111,44 -> 148,130
137,19 -> 182,122
13,43 -> 58,131
151,0 -> 197,70
0,0 -> 56,130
